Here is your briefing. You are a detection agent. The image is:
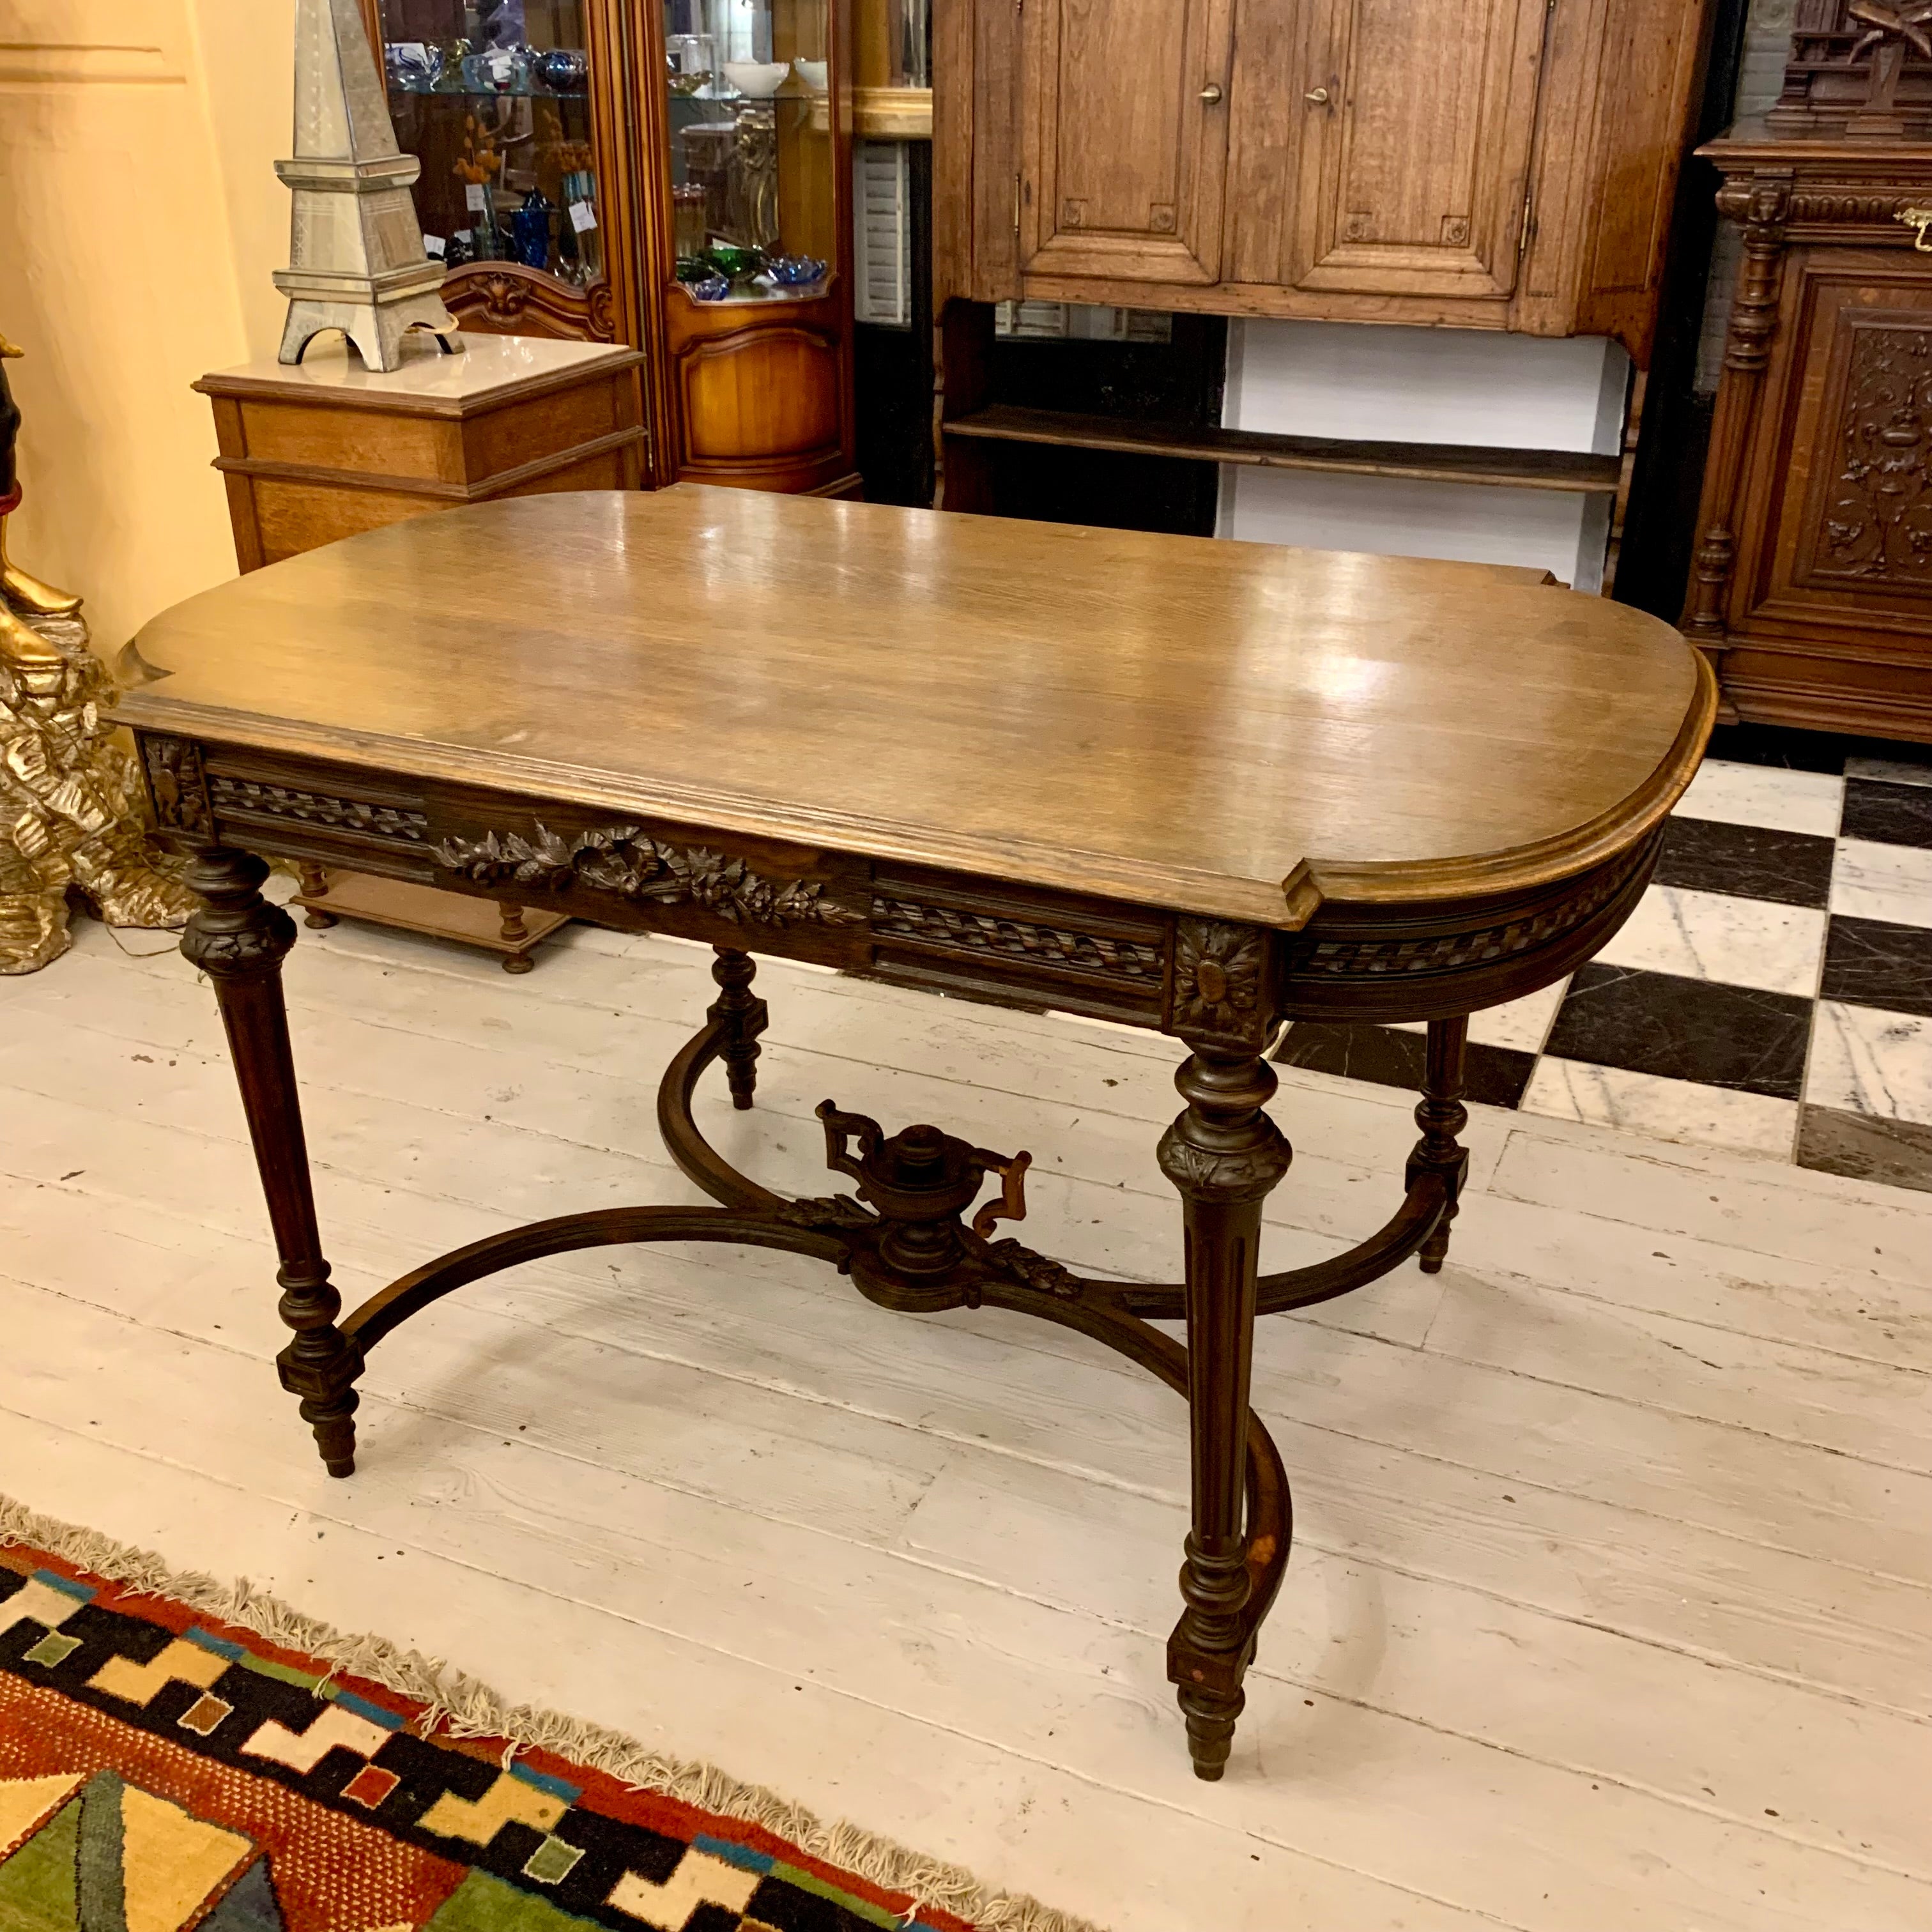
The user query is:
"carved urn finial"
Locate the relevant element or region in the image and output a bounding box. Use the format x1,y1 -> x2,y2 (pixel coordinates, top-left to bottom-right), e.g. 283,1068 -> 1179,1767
273,0 -> 462,371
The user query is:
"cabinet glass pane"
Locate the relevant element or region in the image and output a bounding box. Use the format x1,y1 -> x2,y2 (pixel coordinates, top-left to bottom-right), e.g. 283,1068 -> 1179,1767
375,3 -> 606,290
663,0 -> 835,302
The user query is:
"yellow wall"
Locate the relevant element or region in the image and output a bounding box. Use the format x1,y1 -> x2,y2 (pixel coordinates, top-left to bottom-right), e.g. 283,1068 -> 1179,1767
0,0 -> 295,652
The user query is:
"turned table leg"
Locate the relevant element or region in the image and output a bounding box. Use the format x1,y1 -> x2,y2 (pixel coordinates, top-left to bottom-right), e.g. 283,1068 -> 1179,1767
497,901 -> 537,975
1158,1047 -> 1292,1780
296,863 -> 336,930
710,947 -> 769,1111
1409,1016 -> 1471,1275
183,849 -> 361,1476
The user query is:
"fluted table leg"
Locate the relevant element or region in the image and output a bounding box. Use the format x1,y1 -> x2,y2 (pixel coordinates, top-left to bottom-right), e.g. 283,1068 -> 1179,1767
1158,1046 -> 1292,1780
183,848 -> 361,1476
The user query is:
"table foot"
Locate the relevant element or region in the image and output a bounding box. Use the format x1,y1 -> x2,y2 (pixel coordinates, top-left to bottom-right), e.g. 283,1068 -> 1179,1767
1409,1017 -> 1471,1275
710,947 -> 767,1110
1177,1682 -> 1245,1781
184,848 -> 364,1478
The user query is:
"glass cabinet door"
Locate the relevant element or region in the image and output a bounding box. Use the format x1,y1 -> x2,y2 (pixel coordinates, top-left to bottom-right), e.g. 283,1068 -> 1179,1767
371,2 -> 607,295
661,0 -> 836,302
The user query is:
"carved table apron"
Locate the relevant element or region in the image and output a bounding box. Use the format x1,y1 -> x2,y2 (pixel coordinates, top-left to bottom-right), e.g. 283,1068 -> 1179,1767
119,488 -> 1716,1781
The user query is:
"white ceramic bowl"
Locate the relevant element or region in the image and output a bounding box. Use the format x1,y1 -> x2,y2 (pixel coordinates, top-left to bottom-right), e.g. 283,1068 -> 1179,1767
793,57 -> 829,92
723,60 -> 788,98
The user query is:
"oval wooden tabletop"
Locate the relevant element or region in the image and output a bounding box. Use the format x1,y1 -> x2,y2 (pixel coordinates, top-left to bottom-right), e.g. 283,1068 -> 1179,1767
121,487 -> 1715,929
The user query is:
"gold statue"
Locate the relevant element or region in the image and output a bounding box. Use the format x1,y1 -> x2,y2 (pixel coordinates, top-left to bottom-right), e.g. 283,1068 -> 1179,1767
1,330 -> 195,973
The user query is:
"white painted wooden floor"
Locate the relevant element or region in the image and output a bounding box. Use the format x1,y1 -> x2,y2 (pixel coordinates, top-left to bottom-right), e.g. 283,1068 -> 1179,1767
4,904 -> 1932,1932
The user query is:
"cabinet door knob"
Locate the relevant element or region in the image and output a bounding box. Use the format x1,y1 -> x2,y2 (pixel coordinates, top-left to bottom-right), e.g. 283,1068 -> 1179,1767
1199,83 -> 1223,103
1305,86 -> 1331,105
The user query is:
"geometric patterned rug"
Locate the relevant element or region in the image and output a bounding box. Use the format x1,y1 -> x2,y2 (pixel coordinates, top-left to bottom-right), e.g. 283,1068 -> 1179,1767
0,1509 -> 1094,1932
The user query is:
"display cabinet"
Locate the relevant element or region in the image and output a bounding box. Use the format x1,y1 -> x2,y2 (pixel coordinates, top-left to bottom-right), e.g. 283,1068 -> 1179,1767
361,0 -> 857,493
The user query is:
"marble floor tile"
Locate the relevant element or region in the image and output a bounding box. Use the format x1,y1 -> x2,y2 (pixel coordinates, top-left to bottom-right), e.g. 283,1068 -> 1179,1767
1797,1104 -> 1932,1195
1841,778 -> 1932,850
1521,1058 -> 1800,1158
1594,884 -> 1826,998
1655,817 -> 1836,908
1676,759 -> 1844,837
1839,749 -> 1932,788
1821,916 -> 1932,1020
1273,1022 -> 1535,1108
1846,746 -> 1932,790
1804,1000 -> 1932,1127
1542,963 -> 1813,1100
1830,838 -> 1932,926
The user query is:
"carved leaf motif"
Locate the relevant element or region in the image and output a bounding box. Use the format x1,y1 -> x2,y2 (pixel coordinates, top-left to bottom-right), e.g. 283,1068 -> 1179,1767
769,1193 -> 877,1230
434,822 -> 865,929
983,1239 -> 1084,1300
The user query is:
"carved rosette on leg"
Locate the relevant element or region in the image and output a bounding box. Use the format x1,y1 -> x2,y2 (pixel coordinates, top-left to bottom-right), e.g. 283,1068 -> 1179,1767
182,848 -> 362,1476
1409,1016 -> 1471,1275
710,947 -> 768,1110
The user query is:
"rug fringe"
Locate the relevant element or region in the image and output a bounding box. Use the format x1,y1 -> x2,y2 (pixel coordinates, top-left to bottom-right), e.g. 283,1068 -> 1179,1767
0,1491 -> 1110,1932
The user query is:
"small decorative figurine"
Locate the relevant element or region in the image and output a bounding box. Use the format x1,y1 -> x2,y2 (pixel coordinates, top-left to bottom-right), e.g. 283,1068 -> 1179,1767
0,333 -> 194,974
274,0 -> 462,371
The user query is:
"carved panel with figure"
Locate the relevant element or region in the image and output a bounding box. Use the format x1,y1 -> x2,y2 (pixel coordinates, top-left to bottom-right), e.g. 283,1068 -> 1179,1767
1811,318 -> 1932,586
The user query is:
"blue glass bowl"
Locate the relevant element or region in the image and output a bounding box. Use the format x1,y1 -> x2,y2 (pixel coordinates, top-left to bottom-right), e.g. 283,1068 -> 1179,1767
767,254 -> 827,288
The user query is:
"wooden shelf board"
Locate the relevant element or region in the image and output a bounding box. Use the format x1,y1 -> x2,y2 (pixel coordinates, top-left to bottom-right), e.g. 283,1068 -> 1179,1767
942,406 -> 1622,494
292,870 -> 570,963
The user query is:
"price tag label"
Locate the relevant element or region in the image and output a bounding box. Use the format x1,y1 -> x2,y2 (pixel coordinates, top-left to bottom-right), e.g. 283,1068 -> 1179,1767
465,182 -> 489,213
569,199 -> 599,234
422,234 -> 446,258
488,50 -> 515,83
396,41 -> 428,63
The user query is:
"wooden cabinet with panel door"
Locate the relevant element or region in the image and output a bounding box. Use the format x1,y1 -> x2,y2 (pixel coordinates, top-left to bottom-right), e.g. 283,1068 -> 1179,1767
358,0 -> 857,494
1683,133 -> 1932,741
939,0 -> 1715,361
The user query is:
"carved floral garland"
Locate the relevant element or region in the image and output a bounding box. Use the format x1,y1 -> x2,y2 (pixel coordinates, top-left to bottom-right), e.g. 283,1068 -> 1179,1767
434,822 -> 865,929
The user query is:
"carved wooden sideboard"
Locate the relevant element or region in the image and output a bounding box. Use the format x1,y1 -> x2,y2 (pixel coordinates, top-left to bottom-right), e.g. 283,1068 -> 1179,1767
1684,129 -> 1932,741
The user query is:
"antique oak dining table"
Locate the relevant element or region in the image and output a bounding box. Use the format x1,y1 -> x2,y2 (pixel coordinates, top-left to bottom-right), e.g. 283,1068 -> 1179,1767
120,487 -> 1715,1781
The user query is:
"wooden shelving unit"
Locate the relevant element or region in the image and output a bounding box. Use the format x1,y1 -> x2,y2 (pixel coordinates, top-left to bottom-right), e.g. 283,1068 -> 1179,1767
944,406 -> 1623,496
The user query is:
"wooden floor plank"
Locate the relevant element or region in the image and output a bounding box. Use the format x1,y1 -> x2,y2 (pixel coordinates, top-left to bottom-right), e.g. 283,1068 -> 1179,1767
9,1065 -> 1932,1712
9,917 -> 1932,1929
3,1417 -> 1499,1932
6,1285 -> 1930,1931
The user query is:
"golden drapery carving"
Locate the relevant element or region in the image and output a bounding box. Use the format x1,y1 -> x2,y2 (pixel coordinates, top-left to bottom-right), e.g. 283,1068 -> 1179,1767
1,332 -> 194,974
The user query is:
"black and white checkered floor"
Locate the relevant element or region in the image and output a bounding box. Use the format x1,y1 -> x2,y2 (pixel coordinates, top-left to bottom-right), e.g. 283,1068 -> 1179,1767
1276,724 -> 1932,1193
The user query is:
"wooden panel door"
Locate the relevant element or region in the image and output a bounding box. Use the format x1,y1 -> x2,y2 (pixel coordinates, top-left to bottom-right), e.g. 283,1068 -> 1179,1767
1289,0 -> 1551,300
1018,0 -> 1236,288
